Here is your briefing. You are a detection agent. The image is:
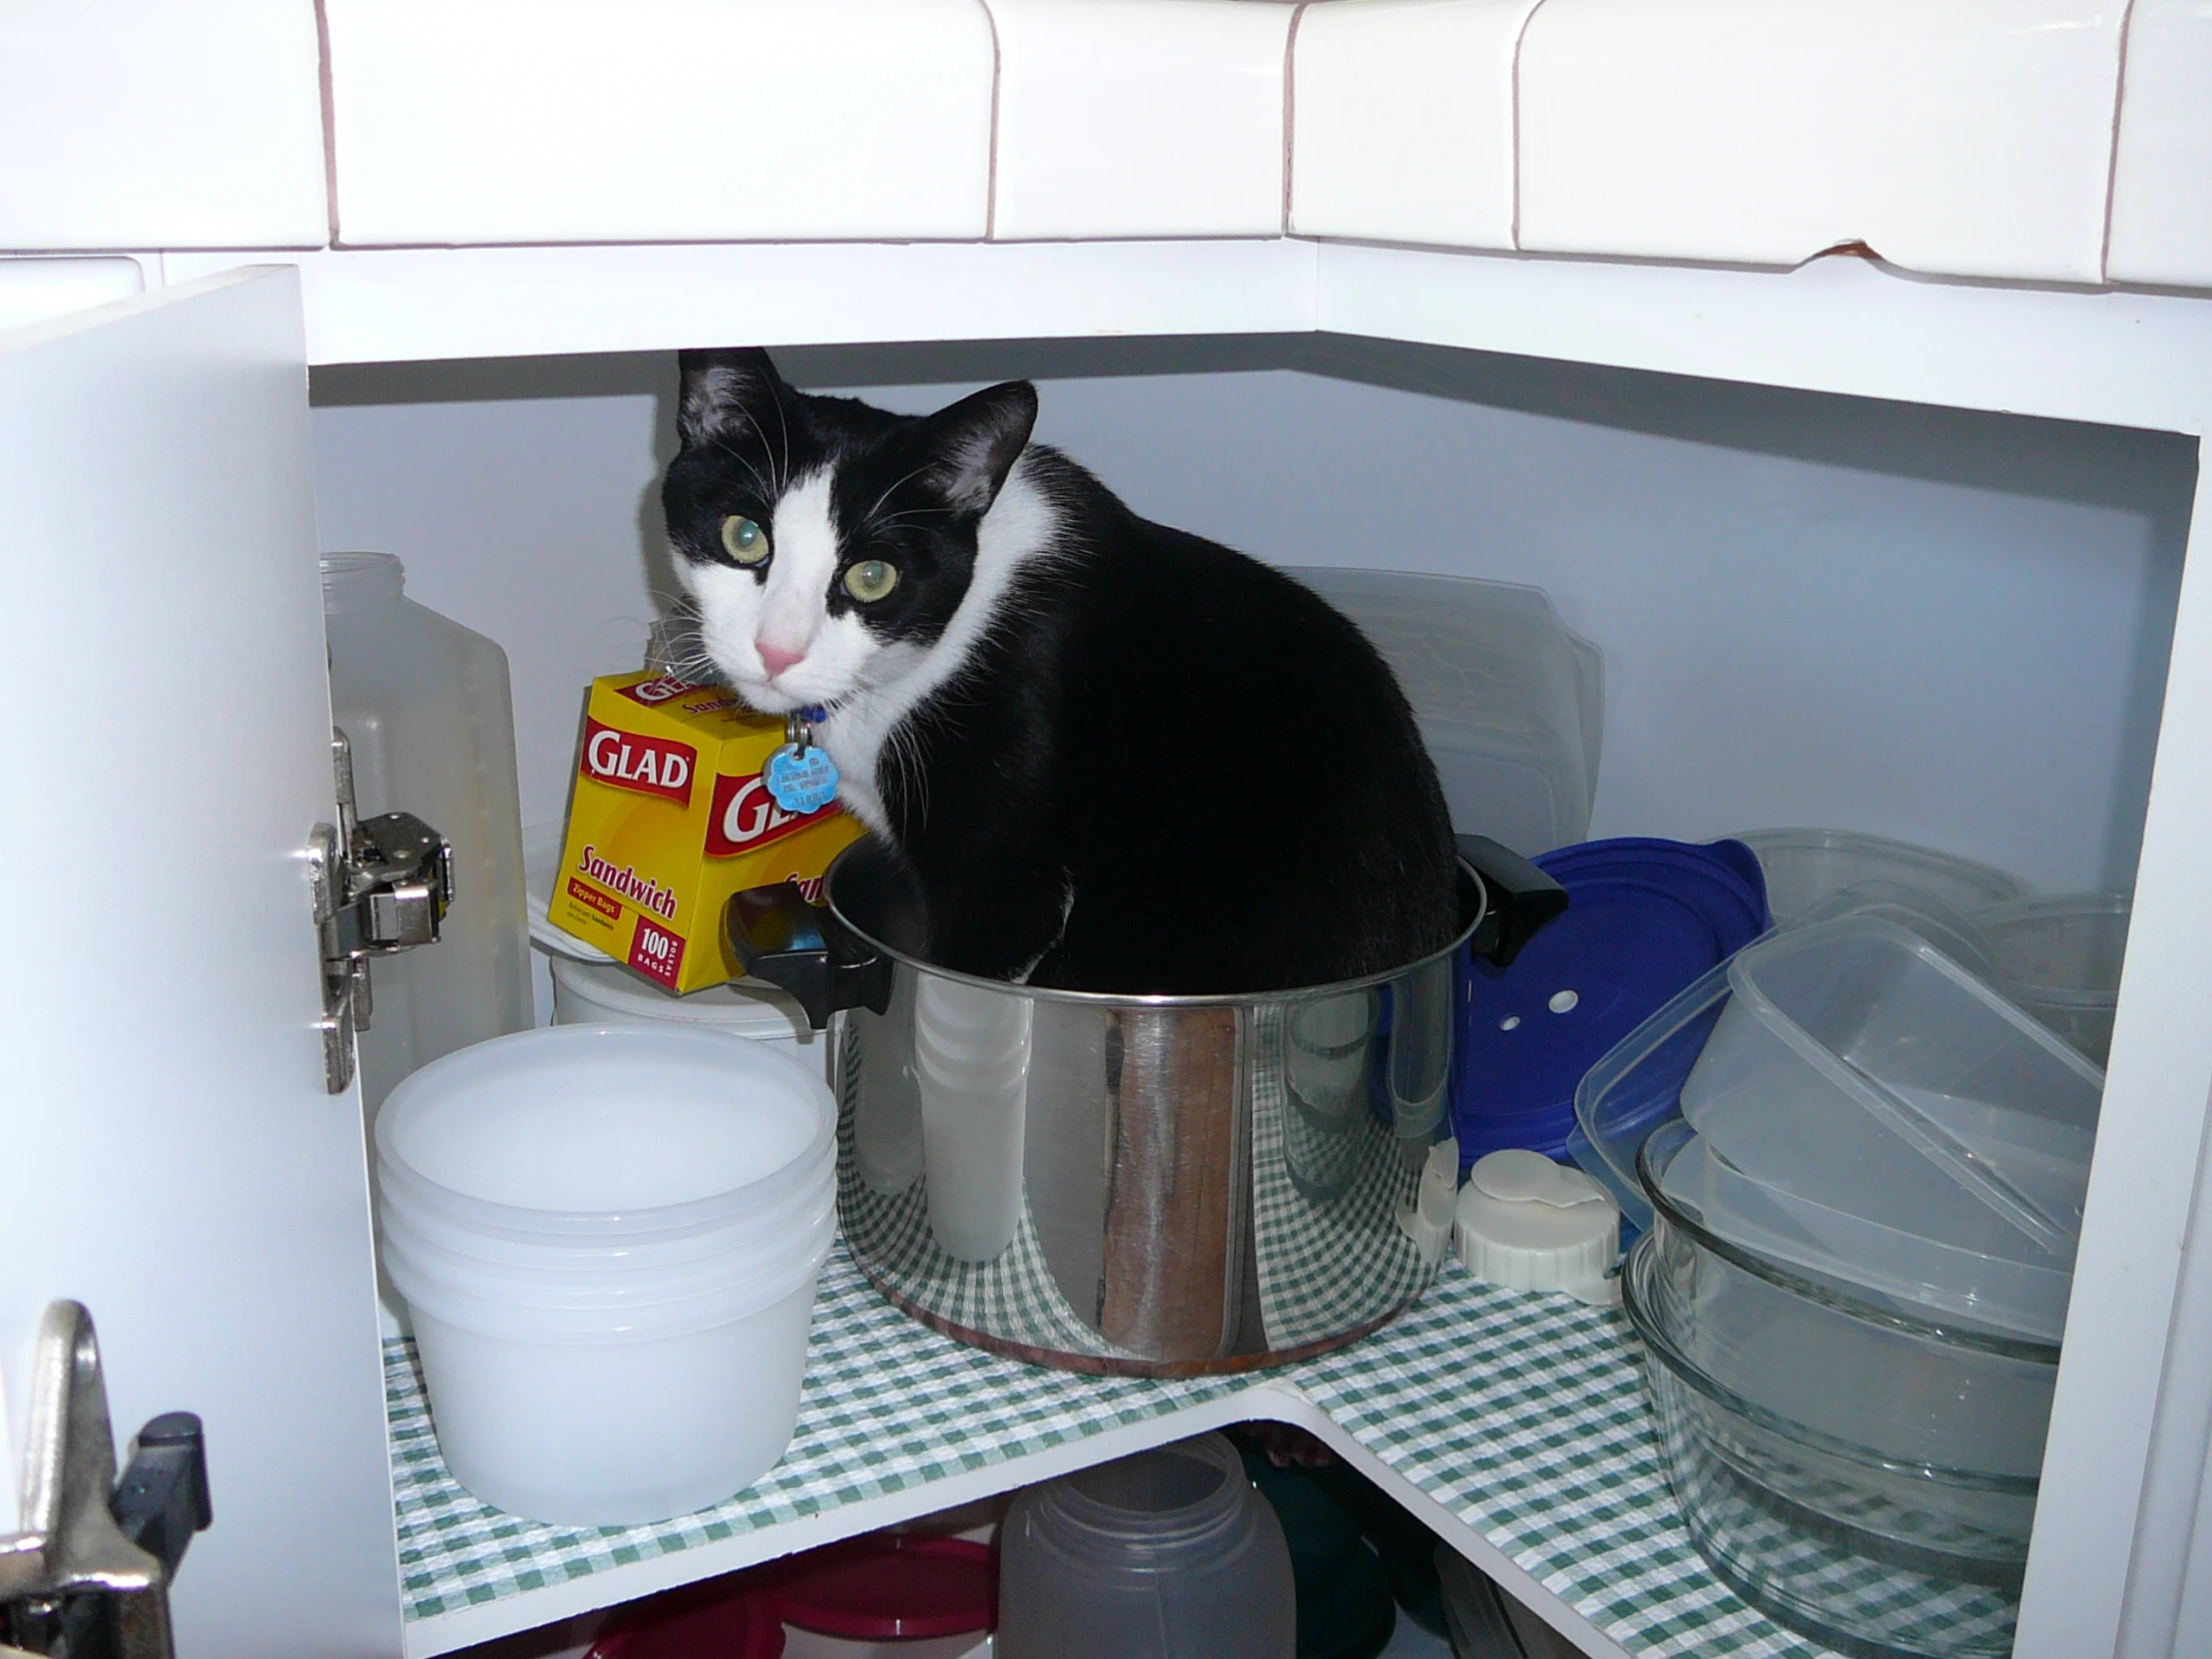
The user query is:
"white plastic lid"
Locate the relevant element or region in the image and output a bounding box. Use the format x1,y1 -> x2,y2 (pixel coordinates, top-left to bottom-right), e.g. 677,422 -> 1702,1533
1453,1150 -> 1620,1306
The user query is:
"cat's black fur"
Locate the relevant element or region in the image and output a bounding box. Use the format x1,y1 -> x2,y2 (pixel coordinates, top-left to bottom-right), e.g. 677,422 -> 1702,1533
662,347 -> 1459,995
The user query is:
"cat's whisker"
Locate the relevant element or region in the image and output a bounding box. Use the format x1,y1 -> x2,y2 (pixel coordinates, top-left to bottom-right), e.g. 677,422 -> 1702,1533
864,505 -> 956,536
861,462 -> 939,528
771,393 -> 793,498
707,433 -> 776,506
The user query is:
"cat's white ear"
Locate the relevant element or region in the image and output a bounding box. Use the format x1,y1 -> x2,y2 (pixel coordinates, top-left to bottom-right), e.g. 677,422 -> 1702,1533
920,381 -> 1039,514
677,347 -> 788,449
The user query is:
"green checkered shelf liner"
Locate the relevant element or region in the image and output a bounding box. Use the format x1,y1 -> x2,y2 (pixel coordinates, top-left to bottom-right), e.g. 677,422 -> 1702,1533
390,1244 -> 1845,1657
1287,1270 -> 1840,1659
388,1241 -> 1242,1623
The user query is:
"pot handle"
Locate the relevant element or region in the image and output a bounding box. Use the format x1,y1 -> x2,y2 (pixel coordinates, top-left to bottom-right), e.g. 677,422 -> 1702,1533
725,883 -> 893,1030
1457,834 -> 1568,970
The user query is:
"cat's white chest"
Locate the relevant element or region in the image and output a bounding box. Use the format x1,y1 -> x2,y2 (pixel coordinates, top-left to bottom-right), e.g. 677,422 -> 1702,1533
813,464 -> 1059,845
823,717 -> 892,838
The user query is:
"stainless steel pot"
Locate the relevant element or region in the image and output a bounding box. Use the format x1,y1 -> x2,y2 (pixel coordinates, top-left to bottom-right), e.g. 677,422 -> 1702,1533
729,835 -> 1565,1376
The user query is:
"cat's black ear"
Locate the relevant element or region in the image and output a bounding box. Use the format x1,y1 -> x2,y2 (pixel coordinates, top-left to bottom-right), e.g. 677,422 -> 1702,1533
918,381 -> 1039,514
676,347 -> 789,449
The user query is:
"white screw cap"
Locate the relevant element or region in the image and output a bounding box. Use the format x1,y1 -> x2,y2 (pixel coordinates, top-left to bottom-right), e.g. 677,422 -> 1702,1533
1453,1149 -> 1621,1306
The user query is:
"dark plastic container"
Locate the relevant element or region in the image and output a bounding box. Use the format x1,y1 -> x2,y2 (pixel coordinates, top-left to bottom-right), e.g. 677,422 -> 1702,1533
587,1582 -> 786,1659
766,1533 -> 995,1643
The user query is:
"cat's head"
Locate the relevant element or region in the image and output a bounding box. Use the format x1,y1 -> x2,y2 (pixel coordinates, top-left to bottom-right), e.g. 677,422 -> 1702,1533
661,347 -> 1039,715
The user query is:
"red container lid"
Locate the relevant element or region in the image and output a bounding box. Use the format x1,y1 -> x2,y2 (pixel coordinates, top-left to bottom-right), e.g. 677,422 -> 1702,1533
587,1581 -> 786,1659
765,1534 -> 996,1641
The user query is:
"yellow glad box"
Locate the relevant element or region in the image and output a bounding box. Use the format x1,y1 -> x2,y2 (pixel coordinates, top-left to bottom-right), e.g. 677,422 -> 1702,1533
553,671 -> 864,994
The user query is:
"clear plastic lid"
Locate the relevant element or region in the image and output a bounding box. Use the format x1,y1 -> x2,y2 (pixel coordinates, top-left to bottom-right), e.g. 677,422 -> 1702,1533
1731,828 -> 2027,926
1683,915 -> 2105,1258
1293,568 -> 1603,853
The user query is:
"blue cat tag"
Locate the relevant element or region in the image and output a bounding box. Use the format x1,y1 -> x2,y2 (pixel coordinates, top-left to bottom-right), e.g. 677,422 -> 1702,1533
766,743 -> 839,814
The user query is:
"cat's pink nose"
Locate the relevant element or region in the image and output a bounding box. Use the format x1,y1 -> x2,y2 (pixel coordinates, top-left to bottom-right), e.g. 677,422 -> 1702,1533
757,641 -> 805,678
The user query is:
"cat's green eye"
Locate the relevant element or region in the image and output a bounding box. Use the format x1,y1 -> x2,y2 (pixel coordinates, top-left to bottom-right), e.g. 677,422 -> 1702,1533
844,560 -> 899,602
721,515 -> 770,565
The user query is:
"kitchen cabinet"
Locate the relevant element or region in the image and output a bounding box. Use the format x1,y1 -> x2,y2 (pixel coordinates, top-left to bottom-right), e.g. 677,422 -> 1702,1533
5,235 -> 2211,1659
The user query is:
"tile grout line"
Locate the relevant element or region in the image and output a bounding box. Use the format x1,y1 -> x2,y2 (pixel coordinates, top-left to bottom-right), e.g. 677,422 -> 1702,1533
311,0 -> 341,251
1509,0 -> 1553,253
980,0 -> 1004,243
1284,3 -> 1311,238
2099,0 -> 2141,282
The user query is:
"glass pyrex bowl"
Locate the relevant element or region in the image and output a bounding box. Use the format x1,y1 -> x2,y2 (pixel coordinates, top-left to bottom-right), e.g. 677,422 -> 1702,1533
1623,1119 -> 2058,1659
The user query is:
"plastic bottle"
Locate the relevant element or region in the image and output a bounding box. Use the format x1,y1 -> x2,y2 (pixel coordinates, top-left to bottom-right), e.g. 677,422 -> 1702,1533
997,1433 -> 1296,1659
321,552 -> 532,1117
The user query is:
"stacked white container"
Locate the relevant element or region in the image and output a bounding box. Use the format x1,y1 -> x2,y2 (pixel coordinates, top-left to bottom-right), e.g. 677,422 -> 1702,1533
912,977 -> 1033,1263
375,1024 -> 836,1527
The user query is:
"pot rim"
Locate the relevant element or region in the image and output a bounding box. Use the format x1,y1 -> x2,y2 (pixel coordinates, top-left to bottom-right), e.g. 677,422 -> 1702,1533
823,845 -> 1488,1009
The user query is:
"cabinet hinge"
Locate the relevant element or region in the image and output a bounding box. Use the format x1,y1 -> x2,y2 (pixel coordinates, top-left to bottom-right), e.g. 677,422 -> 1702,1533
309,729 -> 455,1094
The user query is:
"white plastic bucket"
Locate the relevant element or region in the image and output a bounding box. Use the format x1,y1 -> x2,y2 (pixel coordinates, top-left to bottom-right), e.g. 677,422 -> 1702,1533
409,1274 -> 822,1526
376,1024 -> 835,1525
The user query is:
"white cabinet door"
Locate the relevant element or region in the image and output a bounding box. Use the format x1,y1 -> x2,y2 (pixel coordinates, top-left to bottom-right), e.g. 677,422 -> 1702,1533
0,268 -> 398,1655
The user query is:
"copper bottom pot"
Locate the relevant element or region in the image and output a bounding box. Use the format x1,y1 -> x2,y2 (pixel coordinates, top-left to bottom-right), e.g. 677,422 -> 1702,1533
732,835 -> 1564,1376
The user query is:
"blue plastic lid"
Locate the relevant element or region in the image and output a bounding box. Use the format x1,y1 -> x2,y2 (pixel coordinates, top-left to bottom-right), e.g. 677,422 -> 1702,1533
1452,837 -> 1769,1166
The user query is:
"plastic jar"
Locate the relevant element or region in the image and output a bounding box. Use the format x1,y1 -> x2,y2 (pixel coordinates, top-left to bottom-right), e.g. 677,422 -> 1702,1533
997,1433 -> 1294,1659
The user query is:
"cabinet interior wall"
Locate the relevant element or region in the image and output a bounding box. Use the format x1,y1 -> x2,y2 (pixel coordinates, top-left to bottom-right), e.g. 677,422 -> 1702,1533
308,334 -> 2195,900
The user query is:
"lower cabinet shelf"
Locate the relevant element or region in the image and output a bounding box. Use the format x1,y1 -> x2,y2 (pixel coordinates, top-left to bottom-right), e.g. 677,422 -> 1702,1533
391,1241 -> 1840,1659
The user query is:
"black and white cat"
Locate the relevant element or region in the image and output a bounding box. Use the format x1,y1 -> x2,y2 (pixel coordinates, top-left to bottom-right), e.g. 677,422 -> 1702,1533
662,347 -> 1458,995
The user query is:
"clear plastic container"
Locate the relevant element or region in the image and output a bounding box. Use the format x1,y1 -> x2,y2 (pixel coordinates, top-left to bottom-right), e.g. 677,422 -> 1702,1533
1572,880 -> 2001,1234
377,1161 -> 833,1279
1293,569 -> 1603,854
1789,878 -> 2001,982
1731,829 -> 2027,927
1979,892 -> 2132,1067
997,1433 -> 1295,1659
1658,1131 -> 2073,1342
1681,915 -> 2104,1259
1570,959 -> 1731,1232
323,552 -> 532,1115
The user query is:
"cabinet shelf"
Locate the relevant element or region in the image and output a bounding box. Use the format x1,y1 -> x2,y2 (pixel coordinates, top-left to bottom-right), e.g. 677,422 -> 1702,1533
391,1240 -> 1841,1659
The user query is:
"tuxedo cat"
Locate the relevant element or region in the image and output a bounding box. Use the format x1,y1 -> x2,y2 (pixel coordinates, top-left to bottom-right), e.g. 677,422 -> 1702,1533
662,347 -> 1458,995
